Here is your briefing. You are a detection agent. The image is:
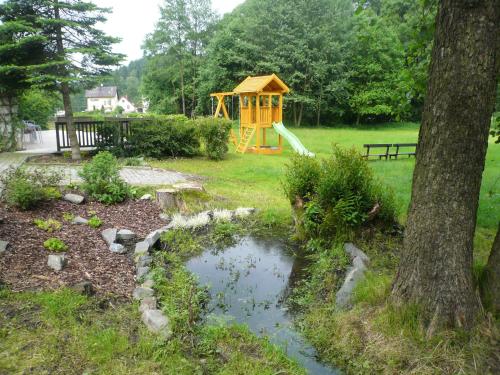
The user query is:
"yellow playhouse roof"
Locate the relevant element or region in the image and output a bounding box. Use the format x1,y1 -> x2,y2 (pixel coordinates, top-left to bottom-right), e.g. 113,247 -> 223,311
233,74 -> 290,94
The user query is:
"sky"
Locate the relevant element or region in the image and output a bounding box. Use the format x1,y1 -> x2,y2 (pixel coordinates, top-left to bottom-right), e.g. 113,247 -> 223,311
93,0 -> 245,65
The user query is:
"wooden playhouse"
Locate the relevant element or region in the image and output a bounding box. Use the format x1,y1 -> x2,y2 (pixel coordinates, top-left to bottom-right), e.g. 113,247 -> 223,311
211,74 -> 290,155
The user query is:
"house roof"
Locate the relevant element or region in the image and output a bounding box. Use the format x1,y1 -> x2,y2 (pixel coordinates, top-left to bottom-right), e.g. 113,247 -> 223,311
85,86 -> 117,98
233,74 -> 289,94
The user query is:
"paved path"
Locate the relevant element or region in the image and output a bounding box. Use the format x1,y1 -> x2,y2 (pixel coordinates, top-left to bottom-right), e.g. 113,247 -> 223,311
25,165 -> 188,186
0,153 -> 29,195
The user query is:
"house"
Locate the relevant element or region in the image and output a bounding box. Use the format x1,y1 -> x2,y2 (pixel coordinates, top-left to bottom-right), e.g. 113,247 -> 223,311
117,96 -> 136,113
85,86 -> 118,112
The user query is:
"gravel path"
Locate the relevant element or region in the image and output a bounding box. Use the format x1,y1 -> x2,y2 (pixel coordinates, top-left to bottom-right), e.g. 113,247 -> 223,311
25,165 -> 189,186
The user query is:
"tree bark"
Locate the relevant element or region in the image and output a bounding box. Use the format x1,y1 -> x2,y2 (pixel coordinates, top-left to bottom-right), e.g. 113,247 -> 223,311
391,0 -> 499,334
482,224 -> 500,316
54,0 -> 80,160
179,58 -> 186,116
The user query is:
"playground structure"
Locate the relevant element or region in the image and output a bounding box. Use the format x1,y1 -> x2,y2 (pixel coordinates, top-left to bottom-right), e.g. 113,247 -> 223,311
211,74 -> 313,156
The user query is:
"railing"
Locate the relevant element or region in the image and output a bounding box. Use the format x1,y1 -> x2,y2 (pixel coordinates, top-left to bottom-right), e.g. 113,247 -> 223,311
55,117 -> 133,151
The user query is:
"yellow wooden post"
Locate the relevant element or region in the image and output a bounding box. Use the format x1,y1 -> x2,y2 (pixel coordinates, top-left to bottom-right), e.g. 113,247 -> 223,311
278,94 -> 283,147
214,96 -> 222,118
256,94 -> 260,149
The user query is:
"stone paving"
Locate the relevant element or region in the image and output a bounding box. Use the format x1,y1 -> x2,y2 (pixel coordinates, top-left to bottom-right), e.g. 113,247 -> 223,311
25,165 -> 189,186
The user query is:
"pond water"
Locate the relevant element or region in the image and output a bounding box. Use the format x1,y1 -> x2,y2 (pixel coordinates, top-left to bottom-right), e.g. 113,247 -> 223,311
186,236 -> 340,375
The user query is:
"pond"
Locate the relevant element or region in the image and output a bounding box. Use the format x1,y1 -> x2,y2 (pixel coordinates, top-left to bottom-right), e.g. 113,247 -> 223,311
186,236 -> 340,375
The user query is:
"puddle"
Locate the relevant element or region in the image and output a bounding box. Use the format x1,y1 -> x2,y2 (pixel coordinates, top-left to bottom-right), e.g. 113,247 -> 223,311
186,236 -> 340,375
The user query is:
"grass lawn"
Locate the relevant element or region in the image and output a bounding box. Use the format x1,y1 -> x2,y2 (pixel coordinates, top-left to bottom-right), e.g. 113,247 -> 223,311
151,122 -> 500,257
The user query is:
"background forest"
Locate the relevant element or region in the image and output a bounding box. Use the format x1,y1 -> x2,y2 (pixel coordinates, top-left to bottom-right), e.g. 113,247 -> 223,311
68,0 -> 437,126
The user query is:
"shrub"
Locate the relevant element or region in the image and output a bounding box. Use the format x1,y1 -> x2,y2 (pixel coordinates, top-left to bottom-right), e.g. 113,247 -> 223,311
43,237 -> 68,252
160,229 -> 201,257
87,215 -> 102,228
34,218 -> 62,232
283,146 -> 395,239
79,151 -> 130,204
0,168 -> 62,210
195,117 -> 232,160
127,118 -> 199,158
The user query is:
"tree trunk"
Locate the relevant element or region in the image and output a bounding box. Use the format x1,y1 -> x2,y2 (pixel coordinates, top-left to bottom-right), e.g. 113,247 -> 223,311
293,102 -> 297,126
482,224 -> 500,316
391,0 -> 499,335
179,59 -> 186,116
297,102 -> 303,127
316,85 -> 322,127
54,0 -> 80,160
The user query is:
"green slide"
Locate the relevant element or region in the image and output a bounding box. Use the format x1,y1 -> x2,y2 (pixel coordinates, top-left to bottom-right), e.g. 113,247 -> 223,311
273,122 -> 315,157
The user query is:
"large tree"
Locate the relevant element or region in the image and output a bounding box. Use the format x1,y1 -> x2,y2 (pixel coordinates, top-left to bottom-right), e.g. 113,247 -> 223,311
392,0 -> 499,334
0,0 -> 123,159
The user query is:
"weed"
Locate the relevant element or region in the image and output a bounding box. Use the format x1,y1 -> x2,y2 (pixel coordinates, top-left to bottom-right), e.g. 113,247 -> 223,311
87,215 -> 102,228
43,237 -> 68,252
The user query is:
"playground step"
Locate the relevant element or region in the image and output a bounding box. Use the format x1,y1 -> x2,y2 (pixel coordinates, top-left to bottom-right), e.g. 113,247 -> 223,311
229,129 -> 238,146
236,128 -> 255,153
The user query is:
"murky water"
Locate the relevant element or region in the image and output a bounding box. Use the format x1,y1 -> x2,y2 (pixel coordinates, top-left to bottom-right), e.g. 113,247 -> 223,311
186,236 -> 339,375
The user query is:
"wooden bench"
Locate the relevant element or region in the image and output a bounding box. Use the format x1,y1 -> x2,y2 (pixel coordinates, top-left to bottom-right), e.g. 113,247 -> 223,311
363,144 -> 391,160
389,143 -> 417,159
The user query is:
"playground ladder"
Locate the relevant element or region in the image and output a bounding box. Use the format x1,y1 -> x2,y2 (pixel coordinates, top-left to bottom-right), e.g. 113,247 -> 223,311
236,127 -> 255,153
229,129 -> 238,146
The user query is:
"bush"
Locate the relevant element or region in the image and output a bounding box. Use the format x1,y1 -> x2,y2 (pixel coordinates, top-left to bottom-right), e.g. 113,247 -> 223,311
195,117 -> 232,160
0,168 -> 62,210
18,89 -> 59,129
283,146 -> 395,239
127,118 -> 199,158
43,237 -> 68,252
79,151 -> 130,204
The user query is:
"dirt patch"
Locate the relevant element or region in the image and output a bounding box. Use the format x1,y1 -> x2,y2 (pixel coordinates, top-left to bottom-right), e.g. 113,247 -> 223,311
0,199 -> 165,297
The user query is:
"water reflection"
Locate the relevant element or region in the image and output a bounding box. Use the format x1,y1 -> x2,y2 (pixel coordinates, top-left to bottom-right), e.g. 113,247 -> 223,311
186,236 -> 339,375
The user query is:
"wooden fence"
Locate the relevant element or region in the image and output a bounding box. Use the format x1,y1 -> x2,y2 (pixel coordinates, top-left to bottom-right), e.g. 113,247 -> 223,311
55,117 -> 133,151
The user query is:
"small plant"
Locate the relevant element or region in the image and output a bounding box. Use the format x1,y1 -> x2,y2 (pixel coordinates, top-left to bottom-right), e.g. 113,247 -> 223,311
87,215 -> 102,228
79,151 -> 131,204
123,157 -> 144,166
34,218 -> 62,232
62,212 -> 75,222
0,167 -> 62,210
43,237 -> 68,252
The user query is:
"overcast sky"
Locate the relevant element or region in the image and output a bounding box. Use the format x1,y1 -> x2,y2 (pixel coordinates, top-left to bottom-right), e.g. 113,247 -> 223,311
93,0 -> 245,65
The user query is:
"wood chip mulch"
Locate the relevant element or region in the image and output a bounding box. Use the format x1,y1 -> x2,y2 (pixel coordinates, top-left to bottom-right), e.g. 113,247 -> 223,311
0,199 -> 165,298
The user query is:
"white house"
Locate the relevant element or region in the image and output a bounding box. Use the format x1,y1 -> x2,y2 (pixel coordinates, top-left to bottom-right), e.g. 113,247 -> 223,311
117,96 -> 136,113
85,86 -> 119,112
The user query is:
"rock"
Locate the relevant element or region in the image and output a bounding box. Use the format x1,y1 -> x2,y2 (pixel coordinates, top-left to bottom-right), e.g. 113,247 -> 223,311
101,228 -> 117,246
109,243 -> 126,254
344,243 -> 370,264
63,193 -> 84,204
172,182 -> 205,192
136,266 -> 150,280
234,207 -> 256,218
133,287 -> 154,300
139,296 -> 157,313
0,240 -> 9,254
159,213 -> 170,221
134,241 -> 150,256
71,281 -> 94,296
145,230 -> 161,247
142,279 -> 154,289
117,229 -> 136,241
140,194 -> 152,200
136,255 -> 153,268
72,216 -> 88,225
141,309 -> 171,338
47,254 -> 67,271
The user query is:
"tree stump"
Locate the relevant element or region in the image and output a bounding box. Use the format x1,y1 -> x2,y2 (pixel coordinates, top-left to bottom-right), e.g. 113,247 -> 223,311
156,189 -> 179,211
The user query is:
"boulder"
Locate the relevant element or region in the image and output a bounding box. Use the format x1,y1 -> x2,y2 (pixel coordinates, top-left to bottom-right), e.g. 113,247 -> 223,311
134,241 -> 150,256
136,266 -> 150,280
63,193 -> 84,204
101,228 -> 117,246
47,254 -> 67,271
141,309 -> 171,338
0,240 -> 9,254
71,281 -> 94,296
234,207 -> 256,218
139,296 -> 157,313
133,287 -> 154,300
145,230 -> 161,247
109,243 -> 126,254
117,229 -> 136,241
136,255 -> 153,268
139,194 -> 152,200
344,242 -> 370,264
72,216 -> 88,225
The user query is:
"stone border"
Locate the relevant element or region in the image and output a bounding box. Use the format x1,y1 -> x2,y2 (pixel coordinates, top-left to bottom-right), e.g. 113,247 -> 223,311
335,242 -> 370,309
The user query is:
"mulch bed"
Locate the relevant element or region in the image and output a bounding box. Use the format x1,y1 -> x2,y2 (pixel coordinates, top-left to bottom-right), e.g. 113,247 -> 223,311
0,198 -> 165,298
